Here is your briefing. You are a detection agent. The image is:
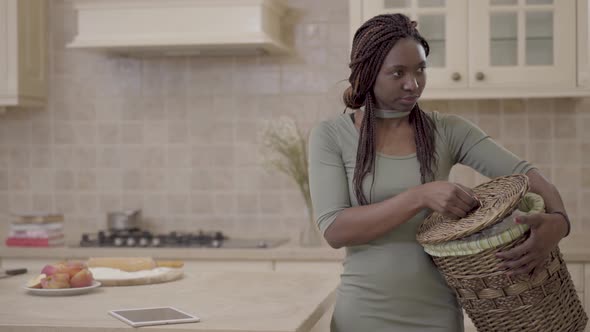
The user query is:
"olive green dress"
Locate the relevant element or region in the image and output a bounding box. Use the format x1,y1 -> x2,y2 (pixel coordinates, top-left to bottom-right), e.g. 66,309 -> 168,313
308,111 -> 535,332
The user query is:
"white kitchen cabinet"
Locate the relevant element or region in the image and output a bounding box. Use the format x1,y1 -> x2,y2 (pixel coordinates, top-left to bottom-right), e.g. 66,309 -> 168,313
0,0 -> 47,110
358,0 -> 469,91
468,0 -> 575,88
350,0 -> 590,99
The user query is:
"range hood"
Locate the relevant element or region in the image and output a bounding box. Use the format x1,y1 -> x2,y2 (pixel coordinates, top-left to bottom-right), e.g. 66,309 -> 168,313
66,0 -> 291,56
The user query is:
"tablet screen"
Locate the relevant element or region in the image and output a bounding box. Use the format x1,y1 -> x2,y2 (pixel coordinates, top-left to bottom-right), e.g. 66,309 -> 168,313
109,307 -> 200,327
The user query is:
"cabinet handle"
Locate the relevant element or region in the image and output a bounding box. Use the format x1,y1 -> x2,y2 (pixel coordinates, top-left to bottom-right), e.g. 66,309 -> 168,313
475,72 -> 485,81
451,72 -> 461,81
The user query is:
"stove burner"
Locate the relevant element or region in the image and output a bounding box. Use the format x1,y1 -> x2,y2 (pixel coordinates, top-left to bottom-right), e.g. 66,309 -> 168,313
80,229 -> 229,248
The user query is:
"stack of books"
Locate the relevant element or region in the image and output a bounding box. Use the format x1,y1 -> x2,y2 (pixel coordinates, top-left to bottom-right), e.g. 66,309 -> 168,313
5,212 -> 65,247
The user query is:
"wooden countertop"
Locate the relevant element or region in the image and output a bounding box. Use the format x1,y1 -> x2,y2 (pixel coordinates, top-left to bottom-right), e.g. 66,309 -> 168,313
1,234 -> 589,262
0,270 -> 338,332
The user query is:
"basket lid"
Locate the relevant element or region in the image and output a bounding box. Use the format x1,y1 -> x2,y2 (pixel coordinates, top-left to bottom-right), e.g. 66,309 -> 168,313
416,174 -> 529,245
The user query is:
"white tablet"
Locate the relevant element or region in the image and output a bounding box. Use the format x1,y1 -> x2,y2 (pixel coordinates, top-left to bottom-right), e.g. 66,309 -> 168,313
108,306 -> 200,327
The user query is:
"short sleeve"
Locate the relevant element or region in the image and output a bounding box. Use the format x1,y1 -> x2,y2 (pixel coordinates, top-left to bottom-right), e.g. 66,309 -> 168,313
308,121 -> 351,235
439,113 -> 536,178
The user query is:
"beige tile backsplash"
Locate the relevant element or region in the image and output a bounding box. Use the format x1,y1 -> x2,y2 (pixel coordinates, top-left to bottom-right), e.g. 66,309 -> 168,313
0,0 -> 588,243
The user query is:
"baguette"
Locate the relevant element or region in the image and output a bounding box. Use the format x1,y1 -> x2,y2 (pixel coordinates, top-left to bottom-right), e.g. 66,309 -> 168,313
87,257 -> 156,272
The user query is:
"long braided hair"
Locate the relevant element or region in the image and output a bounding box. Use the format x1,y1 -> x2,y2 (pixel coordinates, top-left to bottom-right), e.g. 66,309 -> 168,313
343,13 -> 438,206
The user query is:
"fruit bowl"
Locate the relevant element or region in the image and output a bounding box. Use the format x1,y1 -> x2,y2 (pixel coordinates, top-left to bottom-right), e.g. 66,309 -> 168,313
23,260 -> 100,295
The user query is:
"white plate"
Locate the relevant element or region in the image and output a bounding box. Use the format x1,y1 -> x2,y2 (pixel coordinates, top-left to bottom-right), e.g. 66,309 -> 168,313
23,280 -> 102,296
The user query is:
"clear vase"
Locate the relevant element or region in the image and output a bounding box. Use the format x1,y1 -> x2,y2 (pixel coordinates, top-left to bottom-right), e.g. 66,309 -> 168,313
299,207 -> 324,247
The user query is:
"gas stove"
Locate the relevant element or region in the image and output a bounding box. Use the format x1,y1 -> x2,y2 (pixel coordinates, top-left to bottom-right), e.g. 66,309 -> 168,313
79,229 -> 287,249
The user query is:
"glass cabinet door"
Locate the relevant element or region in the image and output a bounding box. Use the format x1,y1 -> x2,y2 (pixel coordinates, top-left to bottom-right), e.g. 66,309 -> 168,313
358,0 -> 468,89
468,0 -> 575,87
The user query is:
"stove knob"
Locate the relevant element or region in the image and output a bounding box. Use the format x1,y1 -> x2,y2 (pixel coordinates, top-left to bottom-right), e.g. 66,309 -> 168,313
211,239 -> 221,248
151,236 -> 161,247
257,241 -> 268,248
114,237 -> 125,247
126,237 -> 136,247
138,237 -> 150,247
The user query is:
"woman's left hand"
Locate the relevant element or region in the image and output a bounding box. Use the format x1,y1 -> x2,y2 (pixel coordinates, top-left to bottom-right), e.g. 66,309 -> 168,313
495,213 -> 568,276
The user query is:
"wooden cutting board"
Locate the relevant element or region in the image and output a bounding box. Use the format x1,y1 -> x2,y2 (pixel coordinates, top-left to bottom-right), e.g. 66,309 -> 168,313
89,267 -> 183,287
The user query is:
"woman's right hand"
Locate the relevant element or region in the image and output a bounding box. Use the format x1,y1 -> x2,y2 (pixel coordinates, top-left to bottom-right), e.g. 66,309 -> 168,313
418,181 -> 480,219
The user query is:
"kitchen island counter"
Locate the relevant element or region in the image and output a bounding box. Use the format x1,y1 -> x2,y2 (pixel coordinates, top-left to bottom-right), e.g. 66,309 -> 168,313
1,236 -> 589,332
0,270 -> 338,332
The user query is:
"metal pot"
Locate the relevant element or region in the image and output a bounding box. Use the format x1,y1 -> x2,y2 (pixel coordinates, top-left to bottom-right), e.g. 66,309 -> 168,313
107,209 -> 141,231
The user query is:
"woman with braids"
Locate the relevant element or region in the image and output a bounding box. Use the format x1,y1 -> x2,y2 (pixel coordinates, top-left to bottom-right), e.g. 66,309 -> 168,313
308,13 -> 571,331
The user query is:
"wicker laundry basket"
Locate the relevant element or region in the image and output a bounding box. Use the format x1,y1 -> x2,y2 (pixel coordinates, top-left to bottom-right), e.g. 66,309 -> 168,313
416,175 -> 588,332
